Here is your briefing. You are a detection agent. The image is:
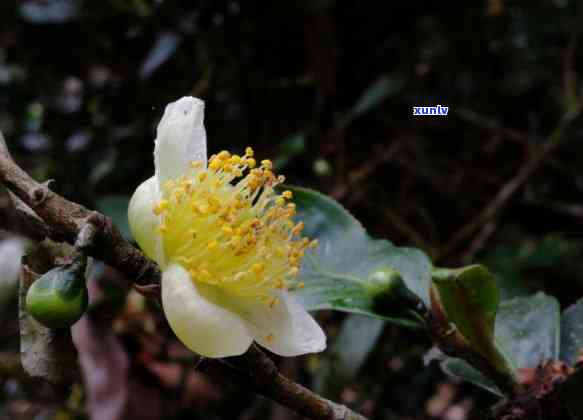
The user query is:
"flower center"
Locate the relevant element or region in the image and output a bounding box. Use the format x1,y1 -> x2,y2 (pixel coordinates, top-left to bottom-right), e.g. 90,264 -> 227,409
153,147 -> 316,307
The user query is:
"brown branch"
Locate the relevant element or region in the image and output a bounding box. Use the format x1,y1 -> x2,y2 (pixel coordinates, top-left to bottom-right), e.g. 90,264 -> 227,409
428,287 -> 522,397
331,141 -> 402,201
228,345 -> 368,420
437,107 -> 581,261
452,108 -> 530,146
0,132 -> 161,289
0,131 -> 368,420
460,221 -> 497,264
384,207 -> 438,259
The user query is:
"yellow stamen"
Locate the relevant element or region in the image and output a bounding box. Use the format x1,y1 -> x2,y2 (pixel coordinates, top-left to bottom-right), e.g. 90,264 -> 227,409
153,199 -> 169,215
156,146 -> 316,304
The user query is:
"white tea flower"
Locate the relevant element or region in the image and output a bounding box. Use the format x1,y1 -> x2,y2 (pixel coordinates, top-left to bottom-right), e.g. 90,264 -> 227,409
128,97 -> 326,358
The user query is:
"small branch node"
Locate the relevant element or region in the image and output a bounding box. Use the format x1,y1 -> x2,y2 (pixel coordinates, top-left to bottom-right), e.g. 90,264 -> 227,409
30,181 -> 54,206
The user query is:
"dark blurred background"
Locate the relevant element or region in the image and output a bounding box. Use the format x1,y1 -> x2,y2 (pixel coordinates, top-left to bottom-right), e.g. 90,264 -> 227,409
1,1 -> 583,419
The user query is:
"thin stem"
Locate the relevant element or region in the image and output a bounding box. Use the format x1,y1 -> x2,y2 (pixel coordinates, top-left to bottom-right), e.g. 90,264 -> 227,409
0,130 -> 369,420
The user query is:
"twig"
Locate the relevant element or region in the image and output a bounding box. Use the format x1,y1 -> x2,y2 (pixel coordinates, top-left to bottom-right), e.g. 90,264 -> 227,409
7,191 -> 49,240
452,108 -> 530,145
384,207 -> 437,258
0,131 -> 369,420
0,131 -> 161,290
428,287 -> 521,397
227,345 -> 368,420
331,141 -> 402,200
460,221 -> 497,263
438,107 -> 581,261
74,220 -> 98,251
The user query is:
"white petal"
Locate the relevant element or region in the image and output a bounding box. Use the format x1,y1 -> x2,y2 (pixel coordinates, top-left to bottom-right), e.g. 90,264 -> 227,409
154,96 -> 207,186
128,176 -> 161,262
243,292 -> 326,357
0,237 -> 26,307
162,264 -> 253,358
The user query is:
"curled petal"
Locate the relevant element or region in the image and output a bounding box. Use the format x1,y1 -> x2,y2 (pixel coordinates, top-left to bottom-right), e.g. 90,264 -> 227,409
162,264 -> 253,358
0,237 -> 26,308
242,292 -> 326,357
128,176 -> 160,262
154,96 -> 207,187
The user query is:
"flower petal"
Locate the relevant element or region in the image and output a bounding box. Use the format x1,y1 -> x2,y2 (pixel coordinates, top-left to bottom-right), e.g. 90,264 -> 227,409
0,237 -> 26,308
128,176 -> 160,262
154,96 -> 207,186
162,264 -> 253,358
243,292 -> 326,357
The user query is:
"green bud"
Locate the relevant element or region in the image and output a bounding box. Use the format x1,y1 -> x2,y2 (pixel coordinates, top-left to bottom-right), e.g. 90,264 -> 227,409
25,258 -> 88,329
367,267 -> 406,297
368,267 -> 425,319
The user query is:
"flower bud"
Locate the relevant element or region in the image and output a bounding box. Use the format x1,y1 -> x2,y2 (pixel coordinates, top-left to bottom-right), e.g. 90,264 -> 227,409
25,257 -> 88,329
368,267 -> 423,314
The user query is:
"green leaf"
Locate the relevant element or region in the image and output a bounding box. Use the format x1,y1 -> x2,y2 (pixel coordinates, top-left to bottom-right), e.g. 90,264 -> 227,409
288,186 -> 431,327
96,195 -> 132,241
314,315 -> 385,397
440,292 -> 562,396
341,74 -> 405,127
496,292 -> 560,369
432,265 -> 515,383
432,265 -> 499,360
274,132 -> 306,170
560,298 -> 583,366
440,357 -> 503,397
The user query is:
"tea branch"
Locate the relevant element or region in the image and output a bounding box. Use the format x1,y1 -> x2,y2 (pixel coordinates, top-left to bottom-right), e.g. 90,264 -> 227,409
0,131 -> 368,420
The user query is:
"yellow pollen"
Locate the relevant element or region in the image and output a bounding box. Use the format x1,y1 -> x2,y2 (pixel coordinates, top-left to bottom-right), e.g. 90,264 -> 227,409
217,150 -> 231,160
153,199 -> 169,215
292,222 -> 305,236
266,333 -> 275,343
156,147 -> 316,304
252,262 -> 266,276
